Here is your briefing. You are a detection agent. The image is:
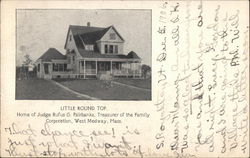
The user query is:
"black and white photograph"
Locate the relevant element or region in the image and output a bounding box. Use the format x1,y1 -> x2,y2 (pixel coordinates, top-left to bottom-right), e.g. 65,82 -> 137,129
16,9 -> 152,100
1,1 -> 249,158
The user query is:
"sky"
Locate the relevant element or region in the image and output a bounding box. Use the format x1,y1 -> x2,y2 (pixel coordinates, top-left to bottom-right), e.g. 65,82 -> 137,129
16,9 -> 151,66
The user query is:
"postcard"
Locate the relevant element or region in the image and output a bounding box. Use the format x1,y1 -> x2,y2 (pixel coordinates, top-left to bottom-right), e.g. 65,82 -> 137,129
1,0 -> 249,157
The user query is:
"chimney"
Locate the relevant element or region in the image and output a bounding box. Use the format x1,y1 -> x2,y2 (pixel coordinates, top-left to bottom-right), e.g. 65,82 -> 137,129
87,22 -> 90,27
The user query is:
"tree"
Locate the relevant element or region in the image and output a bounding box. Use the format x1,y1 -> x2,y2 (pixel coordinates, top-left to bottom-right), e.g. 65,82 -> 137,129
21,54 -> 33,79
141,64 -> 151,79
23,54 -> 32,66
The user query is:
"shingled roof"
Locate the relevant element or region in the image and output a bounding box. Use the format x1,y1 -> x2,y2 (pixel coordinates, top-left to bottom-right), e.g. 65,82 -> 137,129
79,27 -> 110,44
70,25 -> 104,35
37,48 -> 66,62
65,25 -> 124,48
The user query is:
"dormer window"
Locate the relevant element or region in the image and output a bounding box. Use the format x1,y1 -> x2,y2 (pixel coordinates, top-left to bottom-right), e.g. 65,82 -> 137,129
105,44 -> 118,54
109,45 -> 113,53
110,33 -> 116,40
85,45 -> 94,51
105,45 -> 108,54
114,45 -> 118,54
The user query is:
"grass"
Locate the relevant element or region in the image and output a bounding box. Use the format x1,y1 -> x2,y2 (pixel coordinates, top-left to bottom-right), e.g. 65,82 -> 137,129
16,78 -> 151,100
16,78 -> 89,100
56,79 -> 151,100
114,78 -> 151,89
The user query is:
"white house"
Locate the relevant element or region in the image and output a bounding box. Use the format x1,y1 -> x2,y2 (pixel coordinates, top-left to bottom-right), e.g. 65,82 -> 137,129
35,22 -> 142,79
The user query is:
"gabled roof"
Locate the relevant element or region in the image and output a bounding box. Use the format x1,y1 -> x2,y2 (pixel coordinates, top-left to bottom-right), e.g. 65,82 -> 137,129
127,51 -> 141,59
64,25 -> 124,48
37,48 -> 66,62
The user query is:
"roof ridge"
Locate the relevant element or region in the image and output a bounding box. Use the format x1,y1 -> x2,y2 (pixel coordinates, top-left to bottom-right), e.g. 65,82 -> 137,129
81,28 -> 106,34
69,25 -> 105,29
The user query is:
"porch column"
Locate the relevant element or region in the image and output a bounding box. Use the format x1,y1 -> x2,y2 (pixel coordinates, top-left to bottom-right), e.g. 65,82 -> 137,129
110,61 -> 112,74
79,61 -> 81,77
132,63 -> 135,78
133,63 -> 135,78
95,60 -> 97,76
127,61 -> 129,78
139,62 -> 142,78
49,63 -> 52,78
41,63 -> 44,78
83,60 -> 86,79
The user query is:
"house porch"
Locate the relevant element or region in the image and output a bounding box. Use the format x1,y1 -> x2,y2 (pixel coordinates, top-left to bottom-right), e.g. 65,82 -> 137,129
78,60 -> 142,79
36,59 -> 141,79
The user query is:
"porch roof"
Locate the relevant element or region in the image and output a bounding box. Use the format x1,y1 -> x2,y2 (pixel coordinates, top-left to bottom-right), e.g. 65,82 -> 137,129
77,49 -> 141,60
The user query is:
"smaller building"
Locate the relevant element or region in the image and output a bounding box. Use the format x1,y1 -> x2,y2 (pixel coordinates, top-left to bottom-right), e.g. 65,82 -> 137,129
36,48 -> 68,79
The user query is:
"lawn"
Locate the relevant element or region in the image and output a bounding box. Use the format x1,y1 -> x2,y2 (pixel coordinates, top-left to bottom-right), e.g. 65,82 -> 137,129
16,78 -> 89,100
114,78 -> 151,89
56,79 -> 151,100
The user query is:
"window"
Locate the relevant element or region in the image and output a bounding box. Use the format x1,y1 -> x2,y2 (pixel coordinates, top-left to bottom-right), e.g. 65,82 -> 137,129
85,45 -> 94,51
58,64 -> 64,71
114,45 -> 118,54
53,63 -> 66,72
69,35 -> 72,41
110,33 -> 116,40
109,45 -> 113,53
64,64 -> 67,70
72,56 -> 75,63
104,44 -> 118,54
105,45 -> 108,54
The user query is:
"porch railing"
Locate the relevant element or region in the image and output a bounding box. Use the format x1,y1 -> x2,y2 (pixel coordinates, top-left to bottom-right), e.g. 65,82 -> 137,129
113,69 -> 141,76
51,68 -> 141,79
82,68 -> 141,75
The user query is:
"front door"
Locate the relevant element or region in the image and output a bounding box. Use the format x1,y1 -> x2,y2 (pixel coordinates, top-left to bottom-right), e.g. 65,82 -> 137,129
44,64 -> 49,74
43,63 -> 52,79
